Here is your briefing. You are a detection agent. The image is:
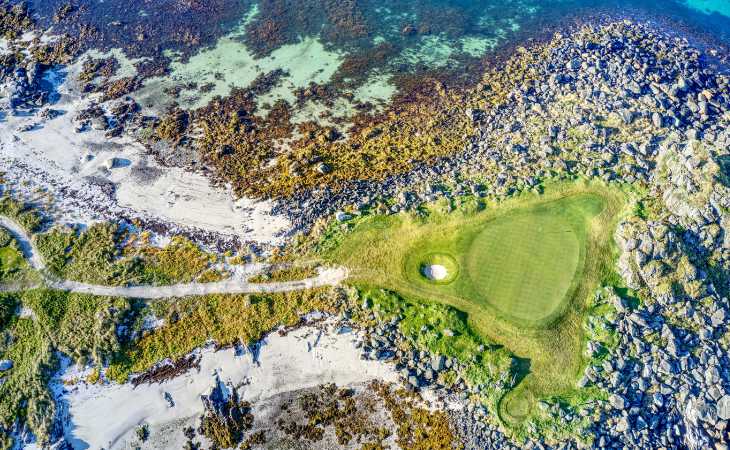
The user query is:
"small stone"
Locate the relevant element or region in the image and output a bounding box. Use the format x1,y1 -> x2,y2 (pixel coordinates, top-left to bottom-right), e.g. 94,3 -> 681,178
431,355 -> 445,372
163,391 -> 175,408
652,112 -> 663,128
0,360 -> 13,371
104,157 -> 124,170
609,394 -> 626,410
408,375 -> 420,388
717,395 -> 730,421
316,162 -> 332,174
335,211 -> 351,222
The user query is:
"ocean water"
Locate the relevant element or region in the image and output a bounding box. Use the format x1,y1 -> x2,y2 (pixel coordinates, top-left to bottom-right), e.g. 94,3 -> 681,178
27,0 -> 730,119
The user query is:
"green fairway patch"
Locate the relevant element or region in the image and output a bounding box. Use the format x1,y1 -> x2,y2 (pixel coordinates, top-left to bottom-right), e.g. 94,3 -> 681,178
398,192 -> 606,328
464,205 -> 584,324
319,180 -> 629,434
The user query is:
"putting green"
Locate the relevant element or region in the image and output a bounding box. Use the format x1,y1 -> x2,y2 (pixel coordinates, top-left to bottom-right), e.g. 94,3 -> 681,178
321,181 -> 627,428
465,207 -> 582,322
400,194 -> 603,328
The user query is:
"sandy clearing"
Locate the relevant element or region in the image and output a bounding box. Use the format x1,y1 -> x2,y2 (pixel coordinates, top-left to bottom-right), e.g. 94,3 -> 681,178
0,214 -> 347,298
114,169 -> 288,241
0,59 -> 290,245
423,264 -> 448,281
58,320 -> 399,450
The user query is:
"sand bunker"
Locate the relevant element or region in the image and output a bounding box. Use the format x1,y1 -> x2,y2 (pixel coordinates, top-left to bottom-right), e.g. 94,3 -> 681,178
423,264 -> 448,281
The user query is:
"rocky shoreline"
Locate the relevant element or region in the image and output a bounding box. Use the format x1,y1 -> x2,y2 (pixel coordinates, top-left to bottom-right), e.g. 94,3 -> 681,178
2,8 -> 730,450
275,18 -> 730,449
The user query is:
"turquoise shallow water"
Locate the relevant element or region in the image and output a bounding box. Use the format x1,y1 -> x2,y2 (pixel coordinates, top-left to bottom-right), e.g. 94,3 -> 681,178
685,0 -> 730,17
27,0 -> 730,116
30,0 -> 730,63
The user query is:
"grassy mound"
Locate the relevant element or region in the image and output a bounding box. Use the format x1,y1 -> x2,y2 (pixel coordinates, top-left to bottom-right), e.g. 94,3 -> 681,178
319,180 -> 628,429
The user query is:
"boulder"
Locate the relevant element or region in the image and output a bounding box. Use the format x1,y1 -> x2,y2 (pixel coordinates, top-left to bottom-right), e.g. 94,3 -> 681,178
717,395 -> 730,421
652,112 -> 664,128
0,360 -> 12,371
609,394 -> 626,410
431,355 -> 445,372
104,157 -> 130,170
408,375 -> 420,389
316,162 -> 332,174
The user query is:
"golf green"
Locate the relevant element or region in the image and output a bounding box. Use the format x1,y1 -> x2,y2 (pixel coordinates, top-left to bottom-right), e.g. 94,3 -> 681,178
397,194 -> 603,327
321,182 -> 626,428
465,209 -> 581,323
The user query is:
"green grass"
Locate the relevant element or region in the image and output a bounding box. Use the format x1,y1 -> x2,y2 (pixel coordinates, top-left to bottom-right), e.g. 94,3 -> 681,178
416,253 -> 460,285
0,246 -> 24,279
0,195 -> 43,233
0,229 -> 37,286
355,288 -> 513,405
248,264 -> 319,283
400,195 -> 604,327
318,180 -> 630,433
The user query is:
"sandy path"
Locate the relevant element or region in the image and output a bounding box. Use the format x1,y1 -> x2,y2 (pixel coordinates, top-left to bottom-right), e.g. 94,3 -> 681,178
0,216 -> 46,270
0,215 -> 347,298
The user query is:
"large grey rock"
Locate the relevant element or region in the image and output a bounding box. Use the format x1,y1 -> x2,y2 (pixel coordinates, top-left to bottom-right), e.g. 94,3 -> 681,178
104,157 -> 130,170
717,395 -> 730,421
408,375 -> 420,388
698,402 -> 718,425
610,394 -> 626,410
652,112 -> 664,128
431,355 -> 445,372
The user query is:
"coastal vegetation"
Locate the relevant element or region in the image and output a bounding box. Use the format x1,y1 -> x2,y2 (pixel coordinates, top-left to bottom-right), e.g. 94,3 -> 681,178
106,289 -> 342,382
313,179 -> 632,437
354,287 -> 513,405
193,76 -> 473,198
0,229 -> 28,284
33,221 -> 223,286
247,263 -> 320,283
0,290 -> 129,449
0,195 -> 42,233
0,284 -> 345,449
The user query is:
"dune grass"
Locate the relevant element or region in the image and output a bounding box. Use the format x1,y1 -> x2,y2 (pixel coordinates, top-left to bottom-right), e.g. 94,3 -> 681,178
0,245 -> 25,281
0,228 -> 39,287
318,180 -> 629,430
0,290 -> 129,448
33,223 -> 220,286
106,288 -> 341,383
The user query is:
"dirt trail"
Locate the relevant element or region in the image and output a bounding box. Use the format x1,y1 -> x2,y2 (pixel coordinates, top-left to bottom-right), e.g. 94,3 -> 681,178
0,215 -> 347,299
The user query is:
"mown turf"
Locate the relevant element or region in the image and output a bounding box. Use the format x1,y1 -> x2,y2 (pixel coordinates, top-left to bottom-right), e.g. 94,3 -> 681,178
319,180 -> 629,430
401,195 -> 603,327
466,210 -> 580,323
